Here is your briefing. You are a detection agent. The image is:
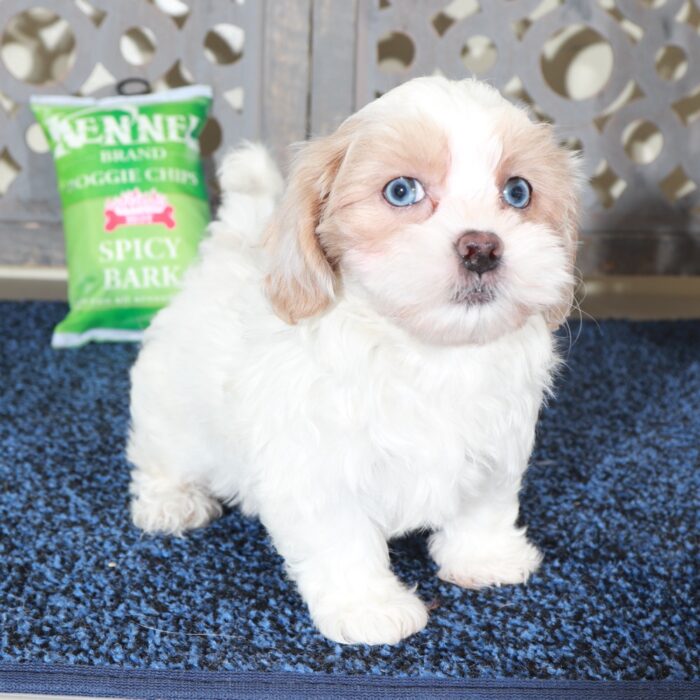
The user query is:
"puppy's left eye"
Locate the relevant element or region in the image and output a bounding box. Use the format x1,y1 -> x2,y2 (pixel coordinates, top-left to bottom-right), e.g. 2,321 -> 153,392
383,177 -> 426,207
502,177 -> 532,209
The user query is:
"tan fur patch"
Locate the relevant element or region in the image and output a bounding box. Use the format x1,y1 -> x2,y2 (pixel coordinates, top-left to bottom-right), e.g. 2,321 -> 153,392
496,121 -> 582,326
320,115 -> 450,259
265,113 -> 450,323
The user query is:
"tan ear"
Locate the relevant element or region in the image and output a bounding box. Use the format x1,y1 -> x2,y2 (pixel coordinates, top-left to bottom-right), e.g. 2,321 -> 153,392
264,131 -> 349,324
544,149 -> 583,329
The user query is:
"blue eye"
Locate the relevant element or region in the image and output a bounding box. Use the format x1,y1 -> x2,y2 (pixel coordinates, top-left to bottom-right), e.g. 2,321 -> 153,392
383,177 -> 425,207
502,177 -> 532,209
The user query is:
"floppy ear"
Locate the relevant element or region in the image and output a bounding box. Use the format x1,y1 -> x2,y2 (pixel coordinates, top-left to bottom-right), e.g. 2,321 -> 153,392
544,149 -> 583,329
264,131 -> 350,324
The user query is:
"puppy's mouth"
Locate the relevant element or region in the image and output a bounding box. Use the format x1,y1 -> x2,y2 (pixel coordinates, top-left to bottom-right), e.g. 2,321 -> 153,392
453,270 -> 498,306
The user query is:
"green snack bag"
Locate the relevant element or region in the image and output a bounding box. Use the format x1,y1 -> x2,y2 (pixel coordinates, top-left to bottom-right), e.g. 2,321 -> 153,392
31,85 -> 212,348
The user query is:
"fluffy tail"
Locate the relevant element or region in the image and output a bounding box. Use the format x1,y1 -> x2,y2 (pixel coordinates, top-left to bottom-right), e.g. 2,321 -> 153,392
217,141 -> 283,202
214,142 -> 284,243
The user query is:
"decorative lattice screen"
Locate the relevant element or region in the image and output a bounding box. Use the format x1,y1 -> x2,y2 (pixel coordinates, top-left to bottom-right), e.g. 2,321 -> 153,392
1,0 -> 699,274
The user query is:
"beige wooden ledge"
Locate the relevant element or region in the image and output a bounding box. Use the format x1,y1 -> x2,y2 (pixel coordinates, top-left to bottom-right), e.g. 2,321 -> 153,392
576,276 -> 700,320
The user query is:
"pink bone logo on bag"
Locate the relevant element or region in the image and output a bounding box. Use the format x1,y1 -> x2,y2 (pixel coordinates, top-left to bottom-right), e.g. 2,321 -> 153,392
104,188 -> 176,231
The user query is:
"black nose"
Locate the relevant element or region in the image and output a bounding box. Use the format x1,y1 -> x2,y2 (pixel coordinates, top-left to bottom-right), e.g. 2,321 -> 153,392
456,231 -> 503,275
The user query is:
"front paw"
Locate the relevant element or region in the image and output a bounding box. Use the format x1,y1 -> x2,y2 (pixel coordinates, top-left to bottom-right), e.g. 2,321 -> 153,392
311,584 -> 428,645
431,529 -> 542,590
130,470 -> 222,536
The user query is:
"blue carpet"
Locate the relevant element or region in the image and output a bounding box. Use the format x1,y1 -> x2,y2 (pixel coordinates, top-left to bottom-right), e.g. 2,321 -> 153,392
0,301 -> 697,698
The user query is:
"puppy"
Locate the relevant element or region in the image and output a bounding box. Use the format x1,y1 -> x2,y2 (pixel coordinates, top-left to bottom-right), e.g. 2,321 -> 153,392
128,76 -> 581,645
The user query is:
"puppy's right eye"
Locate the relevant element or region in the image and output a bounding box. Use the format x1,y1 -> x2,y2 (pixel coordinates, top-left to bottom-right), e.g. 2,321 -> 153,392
383,177 -> 425,207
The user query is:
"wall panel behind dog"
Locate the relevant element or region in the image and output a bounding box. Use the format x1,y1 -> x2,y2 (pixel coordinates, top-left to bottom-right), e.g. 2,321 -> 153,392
0,0 -> 698,279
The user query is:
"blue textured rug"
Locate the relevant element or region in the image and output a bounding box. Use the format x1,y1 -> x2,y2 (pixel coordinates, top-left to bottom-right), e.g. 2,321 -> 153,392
0,302 -> 698,699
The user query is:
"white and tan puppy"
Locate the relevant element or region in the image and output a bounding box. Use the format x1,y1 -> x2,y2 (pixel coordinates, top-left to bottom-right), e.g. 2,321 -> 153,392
128,76 -> 581,645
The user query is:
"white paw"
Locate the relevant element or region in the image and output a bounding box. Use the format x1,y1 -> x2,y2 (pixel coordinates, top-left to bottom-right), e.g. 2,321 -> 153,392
431,529 -> 542,589
130,471 -> 222,536
311,585 -> 428,645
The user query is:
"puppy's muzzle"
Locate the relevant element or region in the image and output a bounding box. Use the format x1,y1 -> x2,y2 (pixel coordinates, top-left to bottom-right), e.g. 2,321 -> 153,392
456,231 -> 503,275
